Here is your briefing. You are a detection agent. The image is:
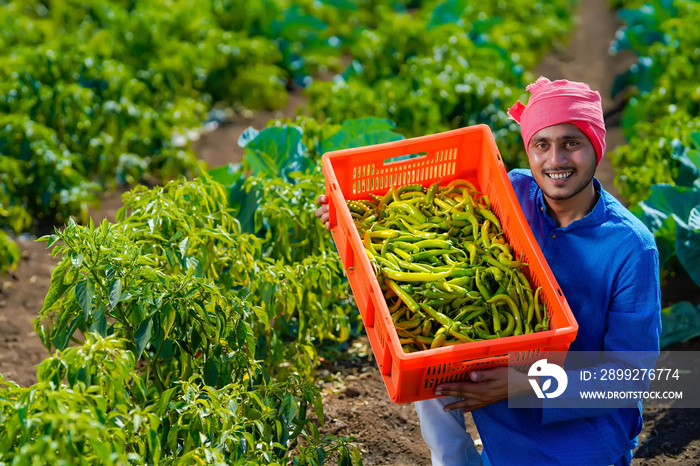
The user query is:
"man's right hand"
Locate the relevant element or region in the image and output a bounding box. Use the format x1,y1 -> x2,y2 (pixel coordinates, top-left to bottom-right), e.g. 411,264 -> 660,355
315,195 -> 330,230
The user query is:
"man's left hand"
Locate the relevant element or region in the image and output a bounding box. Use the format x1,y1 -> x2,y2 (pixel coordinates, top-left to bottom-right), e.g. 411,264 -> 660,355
435,367 -> 530,413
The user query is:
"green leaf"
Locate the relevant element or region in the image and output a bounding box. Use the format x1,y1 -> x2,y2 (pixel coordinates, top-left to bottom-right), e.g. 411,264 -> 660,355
44,234 -> 60,249
133,414 -> 143,434
428,0 -> 467,29
109,278 -> 122,310
690,131 -> 700,152
89,304 -> 107,336
660,302 -> 700,349
41,259 -> 70,314
75,279 -> 94,319
308,422 -> 320,443
676,216 -> 700,287
689,207 -> 700,231
316,447 -> 326,464
70,252 -> 84,267
645,184 -> 700,224
179,237 -> 190,258
688,149 -> 700,176
310,389 -> 324,426
208,163 -> 243,186
134,317 -> 153,358
670,139 -> 699,186
230,177 -> 258,234
238,127 -> 260,149
204,357 -> 219,386
52,315 -> 85,350
158,387 -> 178,417
281,393 -> 297,423
242,125 -> 310,181
252,305 -> 270,328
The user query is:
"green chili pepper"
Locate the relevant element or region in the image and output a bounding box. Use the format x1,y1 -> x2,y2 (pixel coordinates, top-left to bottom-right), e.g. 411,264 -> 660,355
387,201 -> 427,223
396,317 -> 422,330
421,289 -> 455,299
480,220 -> 492,249
392,307 -> 407,323
414,239 -> 453,249
484,265 -> 504,283
426,180 -> 441,204
533,286 -> 543,325
348,200 -> 371,214
398,218 -> 439,239
427,298 -> 453,308
487,294 -> 523,336
497,309 -> 515,337
463,306 -> 489,322
385,278 -> 420,313
481,255 -> 509,273
430,332 -> 447,349
446,276 -> 473,287
369,230 -> 400,239
368,252 -> 401,271
476,207 -> 501,231
490,303 -> 502,333
382,264 -> 456,282
388,246 -> 412,262
422,319 -> 433,337
400,191 -> 427,201
397,184 -> 425,195
535,311 -> 550,332
411,249 -> 456,261
447,325 -> 476,343
388,297 -> 403,313
474,270 -> 491,301
498,253 -> 526,268
446,179 -> 478,192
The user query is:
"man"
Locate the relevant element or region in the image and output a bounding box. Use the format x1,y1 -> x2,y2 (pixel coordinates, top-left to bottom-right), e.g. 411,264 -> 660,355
316,77 -> 661,465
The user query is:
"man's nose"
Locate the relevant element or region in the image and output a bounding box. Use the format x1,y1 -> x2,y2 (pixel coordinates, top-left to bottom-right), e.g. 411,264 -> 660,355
547,145 -> 568,166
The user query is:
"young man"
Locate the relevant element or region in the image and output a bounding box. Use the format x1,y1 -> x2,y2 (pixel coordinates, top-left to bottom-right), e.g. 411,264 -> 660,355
316,77 -> 661,465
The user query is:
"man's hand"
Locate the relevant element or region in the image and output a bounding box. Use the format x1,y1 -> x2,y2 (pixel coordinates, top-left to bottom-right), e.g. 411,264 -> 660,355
435,367 -> 531,413
315,194 -> 330,230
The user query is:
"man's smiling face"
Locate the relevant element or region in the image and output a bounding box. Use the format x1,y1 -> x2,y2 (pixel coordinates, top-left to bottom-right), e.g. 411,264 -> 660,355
527,122 -> 597,204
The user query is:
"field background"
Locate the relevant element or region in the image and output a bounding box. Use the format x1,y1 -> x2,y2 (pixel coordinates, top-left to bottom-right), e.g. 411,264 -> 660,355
1,0 -> 699,464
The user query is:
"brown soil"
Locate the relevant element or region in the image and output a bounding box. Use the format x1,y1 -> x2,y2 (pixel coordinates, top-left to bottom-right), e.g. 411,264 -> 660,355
1,0 -> 699,464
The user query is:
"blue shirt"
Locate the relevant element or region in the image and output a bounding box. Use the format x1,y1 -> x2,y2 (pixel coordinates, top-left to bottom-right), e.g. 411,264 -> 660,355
473,169 -> 661,465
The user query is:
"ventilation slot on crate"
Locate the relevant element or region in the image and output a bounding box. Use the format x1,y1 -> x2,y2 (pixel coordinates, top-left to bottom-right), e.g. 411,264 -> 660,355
462,356 -> 509,375
424,362 -> 457,389
510,350 -> 542,371
350,148 -> 458,195
424,357 -> 500,389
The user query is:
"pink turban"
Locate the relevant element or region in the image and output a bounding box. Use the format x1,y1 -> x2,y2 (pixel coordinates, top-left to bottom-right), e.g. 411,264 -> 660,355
507,77 -> 606,166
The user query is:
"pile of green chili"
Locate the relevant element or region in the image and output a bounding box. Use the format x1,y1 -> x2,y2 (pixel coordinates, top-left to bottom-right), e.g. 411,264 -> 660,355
347,179 -> 551,353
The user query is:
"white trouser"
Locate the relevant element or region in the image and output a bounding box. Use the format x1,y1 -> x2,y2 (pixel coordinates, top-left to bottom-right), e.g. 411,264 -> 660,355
414,396 -> 483,466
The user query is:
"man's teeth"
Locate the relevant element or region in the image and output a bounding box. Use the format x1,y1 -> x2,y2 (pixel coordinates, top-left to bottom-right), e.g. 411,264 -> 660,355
548,172 -> 572,180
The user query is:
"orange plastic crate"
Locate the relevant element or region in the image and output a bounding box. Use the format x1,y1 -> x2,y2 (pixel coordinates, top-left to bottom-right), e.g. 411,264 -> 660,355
321,125 -> 578,404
